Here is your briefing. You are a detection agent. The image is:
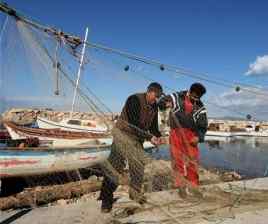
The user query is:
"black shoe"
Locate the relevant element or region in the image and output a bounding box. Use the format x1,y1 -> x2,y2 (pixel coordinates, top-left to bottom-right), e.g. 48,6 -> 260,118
100,195 -> 119,213
101,200 -> 113,213
101,207 -> 112,213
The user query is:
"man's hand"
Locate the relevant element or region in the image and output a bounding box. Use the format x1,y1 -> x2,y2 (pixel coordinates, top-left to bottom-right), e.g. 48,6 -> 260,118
150,136 -> 160,145
158,136 -> 169,145
190,136 -> 199,147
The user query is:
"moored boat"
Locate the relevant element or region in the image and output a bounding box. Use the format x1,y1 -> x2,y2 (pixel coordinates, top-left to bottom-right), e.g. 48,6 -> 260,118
0,144 -> 111,178
4,121 -> 112,147
37,116 -> 108,134
0,129 -> 10,140
206,130 -> 268,138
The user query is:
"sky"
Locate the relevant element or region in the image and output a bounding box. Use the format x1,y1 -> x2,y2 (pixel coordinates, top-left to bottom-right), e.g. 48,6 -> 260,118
1,0 -> 268,120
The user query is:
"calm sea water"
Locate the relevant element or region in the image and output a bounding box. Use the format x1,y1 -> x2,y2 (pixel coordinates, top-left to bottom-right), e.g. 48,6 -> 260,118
150,137 -> 268,178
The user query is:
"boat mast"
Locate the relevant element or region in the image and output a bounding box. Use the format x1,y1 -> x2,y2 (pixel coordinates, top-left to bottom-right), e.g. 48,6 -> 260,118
70,27 -> 89,118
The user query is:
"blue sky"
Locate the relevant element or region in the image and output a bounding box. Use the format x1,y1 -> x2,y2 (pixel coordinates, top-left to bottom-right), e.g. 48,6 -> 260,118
1,0 -> 268,119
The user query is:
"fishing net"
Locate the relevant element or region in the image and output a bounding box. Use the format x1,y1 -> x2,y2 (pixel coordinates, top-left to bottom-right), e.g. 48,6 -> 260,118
1,7 -> 268,224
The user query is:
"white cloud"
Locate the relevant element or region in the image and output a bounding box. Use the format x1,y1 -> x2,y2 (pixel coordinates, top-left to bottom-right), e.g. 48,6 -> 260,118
246,55 -> 268,75
207,87 -> 268,120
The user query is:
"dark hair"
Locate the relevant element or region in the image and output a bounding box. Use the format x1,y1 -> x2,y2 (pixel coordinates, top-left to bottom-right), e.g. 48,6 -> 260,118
190,83 -> 206,97
147,82 -> 163,96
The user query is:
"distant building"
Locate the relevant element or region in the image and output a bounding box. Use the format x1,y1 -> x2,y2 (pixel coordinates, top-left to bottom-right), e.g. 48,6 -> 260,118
208,118 -> 268,132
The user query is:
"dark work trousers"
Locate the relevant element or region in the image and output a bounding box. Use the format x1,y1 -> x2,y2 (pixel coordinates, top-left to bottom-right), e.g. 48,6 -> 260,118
99,128 -> 145,209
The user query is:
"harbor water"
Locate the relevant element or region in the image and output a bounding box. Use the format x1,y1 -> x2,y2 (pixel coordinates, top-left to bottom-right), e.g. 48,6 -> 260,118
150,137 -> 268,179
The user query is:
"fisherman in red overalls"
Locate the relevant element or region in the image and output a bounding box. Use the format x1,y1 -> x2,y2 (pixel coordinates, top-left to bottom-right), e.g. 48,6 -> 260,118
159,83 -> 208,197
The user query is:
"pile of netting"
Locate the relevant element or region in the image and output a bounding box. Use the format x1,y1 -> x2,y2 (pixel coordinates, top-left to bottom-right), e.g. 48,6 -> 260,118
1,4 -> 268,223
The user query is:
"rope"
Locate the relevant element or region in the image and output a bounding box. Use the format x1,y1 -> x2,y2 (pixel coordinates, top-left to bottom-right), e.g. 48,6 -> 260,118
16,20 -> 112,130
54,40 -> 60,95
87,52 -> 257,121
0,14 -> 8,43
85,42 -> 268,98
2,2 -> 268,99
0,2 -> 267,100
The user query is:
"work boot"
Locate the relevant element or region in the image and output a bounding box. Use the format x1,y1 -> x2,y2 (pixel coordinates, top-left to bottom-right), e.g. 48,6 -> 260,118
129,188 -> 147,205
188,187 -> 203,199
101,207 -> 112,213
177,186 -> 187,199
101,199 -> 113,213
100,194 -> 117,213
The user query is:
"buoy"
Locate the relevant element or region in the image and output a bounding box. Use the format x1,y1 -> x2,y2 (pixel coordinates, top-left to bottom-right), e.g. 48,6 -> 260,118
246,114 -> 252,120
235,86 -> 240,92
124,65 -> 130,71
160,64 -> 165,71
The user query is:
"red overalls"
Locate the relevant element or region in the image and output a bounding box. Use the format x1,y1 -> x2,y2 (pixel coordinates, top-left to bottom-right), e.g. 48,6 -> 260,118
169,96 -> 200,188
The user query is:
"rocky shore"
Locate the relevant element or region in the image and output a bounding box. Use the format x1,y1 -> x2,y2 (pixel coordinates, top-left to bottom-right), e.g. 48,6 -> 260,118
1,172 -> 267,224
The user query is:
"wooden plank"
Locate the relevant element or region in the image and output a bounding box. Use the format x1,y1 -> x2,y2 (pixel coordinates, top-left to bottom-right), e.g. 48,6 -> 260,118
0,179 -> 102,210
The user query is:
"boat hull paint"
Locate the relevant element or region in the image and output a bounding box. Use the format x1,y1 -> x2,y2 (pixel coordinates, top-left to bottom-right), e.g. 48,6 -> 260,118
0,146 -> 110,178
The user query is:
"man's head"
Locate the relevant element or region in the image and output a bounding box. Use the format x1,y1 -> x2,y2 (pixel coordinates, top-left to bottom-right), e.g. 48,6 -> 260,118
189,82 -> 206,103
146,82 -> 163,105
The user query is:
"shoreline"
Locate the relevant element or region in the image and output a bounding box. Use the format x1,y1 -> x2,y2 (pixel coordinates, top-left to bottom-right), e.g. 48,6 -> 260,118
1,177 -> 268,224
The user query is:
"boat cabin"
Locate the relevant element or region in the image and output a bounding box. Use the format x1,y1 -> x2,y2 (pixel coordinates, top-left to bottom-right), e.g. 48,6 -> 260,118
63,119 -> 97,128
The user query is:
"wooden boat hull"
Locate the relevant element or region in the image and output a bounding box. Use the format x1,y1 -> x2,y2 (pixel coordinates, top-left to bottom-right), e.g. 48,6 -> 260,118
0,130 -> 10,140
4,121 -> 110,140
0,145 -> 110,178
4,121 -> 113,147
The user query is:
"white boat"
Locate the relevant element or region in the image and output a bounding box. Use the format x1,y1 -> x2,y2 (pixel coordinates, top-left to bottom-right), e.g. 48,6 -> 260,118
37,116 -> 108,134
206,130 -> 234,137
205,135 -> 231,142
206,130 -> 268,138
232,131 -> 268,137
0,144 -> 110,178
4,121 -> 112,147
205,130 -> 234,142
4,121 -> 159,150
